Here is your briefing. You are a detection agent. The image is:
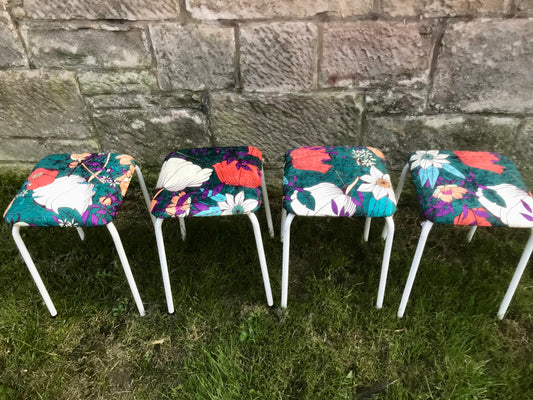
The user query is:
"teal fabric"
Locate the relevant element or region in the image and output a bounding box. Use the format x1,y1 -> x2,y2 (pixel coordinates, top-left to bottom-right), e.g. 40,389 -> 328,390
4,153 -> 136,227
283,146 -> 397,217
409,150 -> 533,228
150,147 -> 263,218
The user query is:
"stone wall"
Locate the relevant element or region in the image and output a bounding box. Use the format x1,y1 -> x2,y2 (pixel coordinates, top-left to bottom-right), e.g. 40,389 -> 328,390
1,0 -> 532,184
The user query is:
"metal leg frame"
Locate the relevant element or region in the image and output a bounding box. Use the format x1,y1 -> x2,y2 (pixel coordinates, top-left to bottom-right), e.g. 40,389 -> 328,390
261,168 -> 274,238
247,213 -> 274,306
106,222 -> 146,316
364,217 -> 372,242
397,220 -> 434,318
382,163 -> 410,239
497,227 -> 533,320
376,216 -> 395,309
154,218 -> 175,314
280,209 -> 287,243
281,213 -> 296,308
135,165 -> 156,225
76,227 -> 85,241
466,226 -> 477,243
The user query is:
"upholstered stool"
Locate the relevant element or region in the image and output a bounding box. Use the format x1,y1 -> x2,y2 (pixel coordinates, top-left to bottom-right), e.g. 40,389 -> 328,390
3,153 -> 153,316
150,146 -> 274,313
395,150 -> 533,318
281,146 -> 397,308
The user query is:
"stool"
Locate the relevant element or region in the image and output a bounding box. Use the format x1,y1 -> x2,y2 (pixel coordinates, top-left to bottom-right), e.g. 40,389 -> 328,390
281,146 -> 397,308
150,146 -> 274,313
395,150 -> 533,319
3,153 -> 153,316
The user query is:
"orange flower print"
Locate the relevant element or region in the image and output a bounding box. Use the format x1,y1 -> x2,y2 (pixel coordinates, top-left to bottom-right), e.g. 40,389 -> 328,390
68,153 -> 92,168
115,154 -> 134,166
247,146 -> 263,161
453,151 -> 504,174
164,192 -> 191,217
290,147 -> 331,173
214,160 -> 262,188
367,147 -> 385,160
453,207 -> 492,226
432,184 -> 468,203
99,195 -> 114,206
26,168 -> 59,190
116,166 -> 135,196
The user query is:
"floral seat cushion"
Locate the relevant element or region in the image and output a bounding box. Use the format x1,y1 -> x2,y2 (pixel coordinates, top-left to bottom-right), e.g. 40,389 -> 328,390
409,150 -> 533,228
283,146 -> 397,217
150,146 -> 264,218
3,153 -> 136,227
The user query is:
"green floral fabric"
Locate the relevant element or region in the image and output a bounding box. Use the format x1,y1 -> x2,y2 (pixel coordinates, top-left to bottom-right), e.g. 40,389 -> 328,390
3,153 -> 137,227
150,146 -> 264,218
409,150 -> 533,228
283,146 -> 397,217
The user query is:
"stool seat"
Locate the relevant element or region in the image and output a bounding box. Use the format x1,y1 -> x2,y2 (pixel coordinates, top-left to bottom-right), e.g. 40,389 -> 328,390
409,150 -> 533,228
4,153 -> 136,227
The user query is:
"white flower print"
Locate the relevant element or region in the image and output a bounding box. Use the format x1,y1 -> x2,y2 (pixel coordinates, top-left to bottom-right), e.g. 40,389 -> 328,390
410,150 -> 450,170
476,184 -> 533,228
289,182 -> 357,217
358,166 -> 397,203
33,175 -> 95,215
156,158 -> 213,192
217,192 -> 259,215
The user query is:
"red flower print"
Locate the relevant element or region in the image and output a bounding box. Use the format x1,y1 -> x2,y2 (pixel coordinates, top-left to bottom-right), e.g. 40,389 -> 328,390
453,206 -> 492,226
453,151 -> 504,174
290,147 -> 332,173
26,168 -> 58,190
214,160 -> 262,188
247,146 -> 263,161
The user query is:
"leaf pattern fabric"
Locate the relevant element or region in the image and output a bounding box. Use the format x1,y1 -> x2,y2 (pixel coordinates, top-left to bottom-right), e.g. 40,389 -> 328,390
283,146 -> 397,218
150,146 -> 263,218
3,153 -> 137,227
409,150 -> 533,228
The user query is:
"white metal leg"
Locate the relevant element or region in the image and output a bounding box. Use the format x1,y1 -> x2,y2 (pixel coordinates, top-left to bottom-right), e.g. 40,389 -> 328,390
179,218 -> 186,241
382,163 -> 409,239
12,226 -> 58,317
247,213 -> 274,306
76,227 -> 85,241
154,218 -> 174,314
497,228 -> 533,320
261,169 -> 274,238
135,165 -> 156,225
376,216 -> 395,309
397,220 -> 434,318
466,226 -> 477,243
364,217 -> 372,242
106,222 -> 145,316
280,208 -> 287,243
281,213 -> 296,308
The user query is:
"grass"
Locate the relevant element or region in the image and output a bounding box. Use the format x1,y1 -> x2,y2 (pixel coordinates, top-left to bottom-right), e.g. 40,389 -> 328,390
0,169 -> 532,399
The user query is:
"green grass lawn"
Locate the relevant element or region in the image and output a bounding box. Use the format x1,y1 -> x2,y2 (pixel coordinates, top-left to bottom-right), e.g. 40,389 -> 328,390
1,170 -> 532,399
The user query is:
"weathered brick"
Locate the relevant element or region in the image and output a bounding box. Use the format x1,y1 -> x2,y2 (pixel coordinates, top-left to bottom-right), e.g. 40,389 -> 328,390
516,0 -> 533,15
0,11 -> 27,68
208,91 -> 364,168
0,71 -> 94,139
23,0 -> 179,20
365,115 -> 525,172
87,93 -> 202,110
431,19 -> 533,113
186,0 -> 373,20
93,109 -> 209,167
381,0 -> 508,17
240,22 -> 317,92
78,71 -> 158,95
366,86 -> 427,114
0,138 -> 100,163
321,21 -> 433,89
150,24 -> 235,91
24,25 -> 151,70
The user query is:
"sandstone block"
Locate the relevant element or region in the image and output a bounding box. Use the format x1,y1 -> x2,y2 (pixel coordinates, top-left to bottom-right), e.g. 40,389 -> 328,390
0,139 -> 100,163
208,91 -> 364,168
381,0 -> 508,17
87,93 -> 203,110
516,0 -> 533,15
0,71 -> 93,139
321,21 -> 433,89
24,25 -> 151,70
0,11 -> 27,67
240,22 -> 317,92
150,24 -> 235,91
365,86 -> 427,114
78,71 -> 158,95
186,0 -> 373,20
93,109 -> 209,167
23,0 -> 179,20
365,115 -> 525,172
431,19 -> 533,113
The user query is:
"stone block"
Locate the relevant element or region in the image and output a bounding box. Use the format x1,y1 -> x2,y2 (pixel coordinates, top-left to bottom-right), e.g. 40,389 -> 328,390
186,0 -> 373,19
24,25 -> 151,70
0,11 -> 27,67
431,19 -> 533,113
87,93 -> 203,110
365,115 -> 524,172
365,86 -> 427,114
93,109 -> 209,167
208,91 -> 364,168
516,0 -> 533,15
78,71 -> 158,95
240,22 -> 317,92
0,138 -> 100,163
0,70 -> 94,139
150,24 -> 235,91
23,0 -> 179,20
381,0 -> 508,17
321,21 -> 433,89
